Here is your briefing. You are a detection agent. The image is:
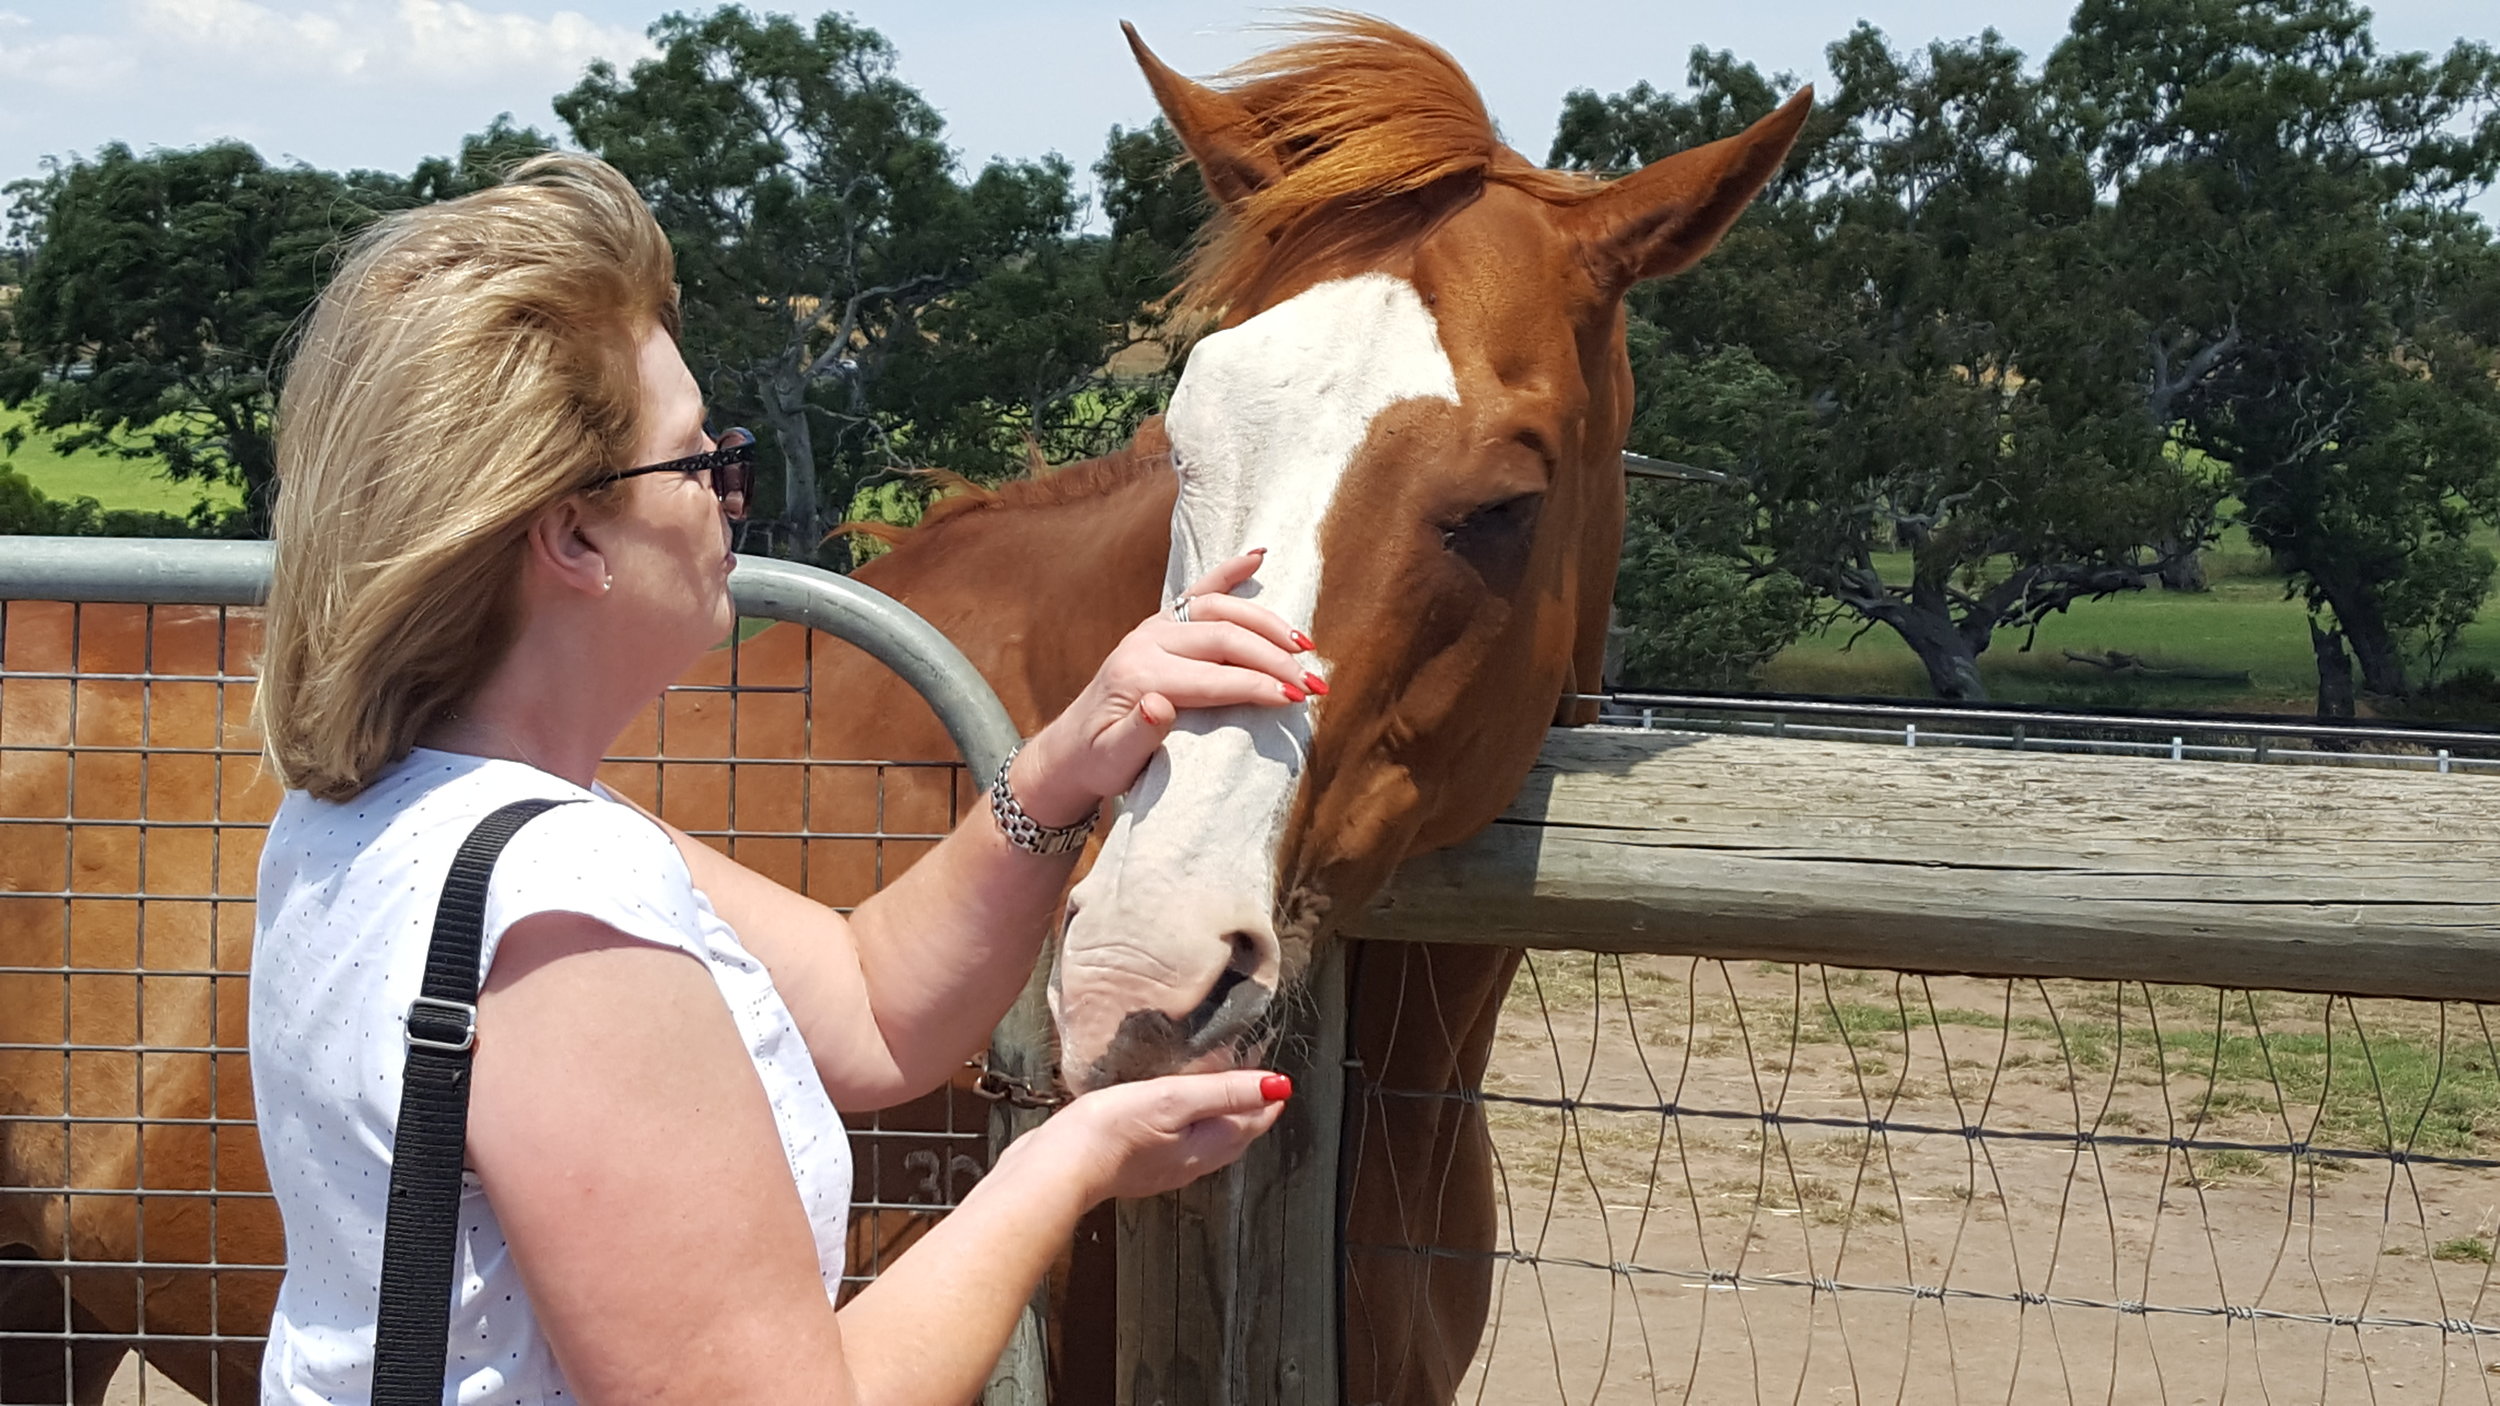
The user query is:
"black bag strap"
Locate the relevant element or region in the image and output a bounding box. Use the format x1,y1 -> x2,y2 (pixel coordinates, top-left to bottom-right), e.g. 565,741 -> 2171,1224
373,796 -> 579,1406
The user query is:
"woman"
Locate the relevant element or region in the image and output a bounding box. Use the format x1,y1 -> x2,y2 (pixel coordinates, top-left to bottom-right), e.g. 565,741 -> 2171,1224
248,154 -> 1309,1405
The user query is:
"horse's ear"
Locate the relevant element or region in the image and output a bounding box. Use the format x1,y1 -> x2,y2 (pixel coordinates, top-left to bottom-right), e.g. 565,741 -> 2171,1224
1569,87 -> 1812,292
1123,21 -> 1282,209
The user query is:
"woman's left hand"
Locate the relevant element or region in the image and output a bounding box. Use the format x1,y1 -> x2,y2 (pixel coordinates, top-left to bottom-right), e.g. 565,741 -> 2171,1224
1009,549 -> 1317,827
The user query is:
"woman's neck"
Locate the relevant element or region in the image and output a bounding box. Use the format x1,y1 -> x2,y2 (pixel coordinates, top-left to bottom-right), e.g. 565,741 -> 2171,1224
419,634 -> 653,788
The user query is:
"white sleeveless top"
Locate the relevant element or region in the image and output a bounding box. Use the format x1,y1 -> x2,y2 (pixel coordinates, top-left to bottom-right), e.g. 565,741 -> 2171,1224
250,747 -> 853,1405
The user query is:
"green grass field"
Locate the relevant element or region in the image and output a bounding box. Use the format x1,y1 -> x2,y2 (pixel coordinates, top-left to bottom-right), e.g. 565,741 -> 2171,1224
0,403 -> 243,515
1763,579 -> 2500,711
1759,518 -> 2500,712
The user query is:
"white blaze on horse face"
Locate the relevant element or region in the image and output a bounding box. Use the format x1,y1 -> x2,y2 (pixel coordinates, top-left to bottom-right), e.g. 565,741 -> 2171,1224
1056,274 -> 1460,1087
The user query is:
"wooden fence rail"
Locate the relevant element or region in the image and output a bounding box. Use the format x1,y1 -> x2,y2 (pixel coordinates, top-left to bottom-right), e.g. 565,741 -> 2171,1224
1120,724 -> 2500,1404
1363,726 -> 2500,1002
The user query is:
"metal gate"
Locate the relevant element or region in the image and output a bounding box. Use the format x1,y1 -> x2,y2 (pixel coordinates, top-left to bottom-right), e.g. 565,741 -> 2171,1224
0,538 -> 1049,1404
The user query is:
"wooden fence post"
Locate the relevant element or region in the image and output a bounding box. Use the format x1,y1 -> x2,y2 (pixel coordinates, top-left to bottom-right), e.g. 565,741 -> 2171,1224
1117,944 -> 1347,1406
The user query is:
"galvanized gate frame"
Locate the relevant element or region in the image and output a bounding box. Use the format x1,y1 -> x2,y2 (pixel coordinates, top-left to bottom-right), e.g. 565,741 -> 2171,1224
0,537 -> 1054,1406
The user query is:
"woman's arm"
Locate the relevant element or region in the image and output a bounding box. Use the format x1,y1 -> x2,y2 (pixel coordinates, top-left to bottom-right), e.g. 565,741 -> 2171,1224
655,783 -> 1079,1110
662,550 -> 1312,1109
469,910 -> 1283,1406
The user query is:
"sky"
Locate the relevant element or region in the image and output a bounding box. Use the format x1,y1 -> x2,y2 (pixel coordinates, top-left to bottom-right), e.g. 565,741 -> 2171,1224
0,0 -> 2495,227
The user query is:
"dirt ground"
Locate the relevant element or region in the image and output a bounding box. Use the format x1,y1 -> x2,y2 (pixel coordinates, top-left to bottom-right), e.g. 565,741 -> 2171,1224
88,959 -> 2500,1406
1447,958 -> 2500,1405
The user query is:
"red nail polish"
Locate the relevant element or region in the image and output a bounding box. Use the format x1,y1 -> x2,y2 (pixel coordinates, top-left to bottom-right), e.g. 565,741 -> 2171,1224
1248,546 -> 1268,556
1281,682 -> 1306,703
1303,672 -> 1329,696
1261,1074 -> 1293,1102
1290,630 -> 1316,652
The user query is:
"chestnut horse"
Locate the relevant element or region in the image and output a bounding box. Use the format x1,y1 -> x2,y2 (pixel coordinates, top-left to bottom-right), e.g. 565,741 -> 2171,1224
840,19 -> 1805,1402
0,17 -> 1805,1406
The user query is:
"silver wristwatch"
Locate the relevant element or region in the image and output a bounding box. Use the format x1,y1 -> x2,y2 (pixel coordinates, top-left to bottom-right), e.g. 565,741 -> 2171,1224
989,742 -> 1099,856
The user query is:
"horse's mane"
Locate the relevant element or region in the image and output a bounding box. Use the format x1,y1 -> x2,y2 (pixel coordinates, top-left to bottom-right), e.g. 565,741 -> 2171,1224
1175,12 -> 1606,318
838,418 -> 1172,550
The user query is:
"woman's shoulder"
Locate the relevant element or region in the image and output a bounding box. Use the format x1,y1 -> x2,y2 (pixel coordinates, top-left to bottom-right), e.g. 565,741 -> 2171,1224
475,781 -> 709,958
491,788 -> 687,894
271,744 -> 573,828
264,750 -> 682,910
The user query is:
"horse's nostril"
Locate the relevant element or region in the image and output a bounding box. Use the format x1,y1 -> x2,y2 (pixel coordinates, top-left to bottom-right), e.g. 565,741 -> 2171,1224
1179,929 -> 1277,1049
1083,932 -> 1280,1085
1185,964 -> 1252,1035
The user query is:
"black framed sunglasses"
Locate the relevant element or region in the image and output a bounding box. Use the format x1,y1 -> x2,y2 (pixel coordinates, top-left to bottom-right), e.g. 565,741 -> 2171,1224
598,426 -> 757,520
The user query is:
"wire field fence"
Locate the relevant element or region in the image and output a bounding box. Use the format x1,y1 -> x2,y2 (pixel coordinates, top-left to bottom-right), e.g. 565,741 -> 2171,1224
1356,950 -> 2500,1404
0,573 -> 1010,1404
1591,692 -> 2500,777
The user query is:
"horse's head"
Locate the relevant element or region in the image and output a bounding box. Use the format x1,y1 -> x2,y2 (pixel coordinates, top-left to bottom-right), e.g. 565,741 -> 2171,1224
1055,18 -> 1807,1090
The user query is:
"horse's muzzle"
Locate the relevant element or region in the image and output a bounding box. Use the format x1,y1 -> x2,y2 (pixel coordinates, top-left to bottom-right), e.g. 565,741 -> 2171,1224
1077,971 -> 1278,1090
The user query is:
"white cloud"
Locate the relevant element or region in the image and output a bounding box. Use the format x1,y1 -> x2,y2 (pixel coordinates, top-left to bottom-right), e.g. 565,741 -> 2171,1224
396,0 -> 646,79
0,25 -> 137,94
0,0 -> 659,179
127,0 -> 651,84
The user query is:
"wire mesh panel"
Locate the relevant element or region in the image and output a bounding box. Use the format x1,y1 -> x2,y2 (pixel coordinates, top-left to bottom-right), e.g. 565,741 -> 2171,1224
593,616 -> 984,1301
1354,950 -> 2500,1404
0,602 -> 274,1405
0,601 -> 979,1404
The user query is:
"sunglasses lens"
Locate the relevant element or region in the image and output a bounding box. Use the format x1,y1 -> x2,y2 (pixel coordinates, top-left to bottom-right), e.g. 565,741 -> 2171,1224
719,430 -> 755,520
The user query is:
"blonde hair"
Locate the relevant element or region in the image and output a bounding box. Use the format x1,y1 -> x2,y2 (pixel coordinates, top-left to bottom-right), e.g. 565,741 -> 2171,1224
255,153 -> 679,801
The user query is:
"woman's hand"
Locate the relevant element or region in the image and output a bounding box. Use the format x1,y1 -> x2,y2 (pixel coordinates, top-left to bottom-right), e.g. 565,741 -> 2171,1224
1037,1069 -> 1291,1205
1010,549 -> 1316,825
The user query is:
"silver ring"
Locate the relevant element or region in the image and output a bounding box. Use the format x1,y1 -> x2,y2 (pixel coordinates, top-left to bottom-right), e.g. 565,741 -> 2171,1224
1173,595 -> 1194,624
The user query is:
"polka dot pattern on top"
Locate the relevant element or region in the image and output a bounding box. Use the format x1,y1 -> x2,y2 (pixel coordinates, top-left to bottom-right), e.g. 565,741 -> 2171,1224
250,747 -> 852,1405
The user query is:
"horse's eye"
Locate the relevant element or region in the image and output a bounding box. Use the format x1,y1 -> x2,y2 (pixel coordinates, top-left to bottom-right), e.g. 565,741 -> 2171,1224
1443,492 -> 1542,544
1440,492 -> 1544,591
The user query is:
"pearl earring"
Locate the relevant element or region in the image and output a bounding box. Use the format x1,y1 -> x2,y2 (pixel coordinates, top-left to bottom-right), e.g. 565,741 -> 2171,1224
602,575 -> 613,594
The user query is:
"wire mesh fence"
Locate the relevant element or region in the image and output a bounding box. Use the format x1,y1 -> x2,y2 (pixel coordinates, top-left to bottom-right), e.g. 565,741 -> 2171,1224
1353,950 -> 2500,1404
0,599 -> 982,1404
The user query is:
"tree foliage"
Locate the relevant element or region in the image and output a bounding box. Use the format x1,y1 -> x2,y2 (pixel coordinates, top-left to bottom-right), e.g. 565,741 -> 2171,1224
2048,0 -> 2500,709
406,115 -> 558,201
0,119 -> 555,537
1609,345 -> 1821,688
1093,118 -> 1206,325
0,143 -> 391,533
1559,4 -> 2500,707
1557,33 -> 2220,701
557,7 -> 1162,561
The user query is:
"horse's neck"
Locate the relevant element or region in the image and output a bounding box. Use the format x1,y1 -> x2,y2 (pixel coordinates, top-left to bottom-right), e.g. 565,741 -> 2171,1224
851,454 -> 1178,733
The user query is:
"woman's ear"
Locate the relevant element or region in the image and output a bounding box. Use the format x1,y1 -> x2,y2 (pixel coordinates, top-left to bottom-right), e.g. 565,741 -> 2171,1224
525,497 -> 613,599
